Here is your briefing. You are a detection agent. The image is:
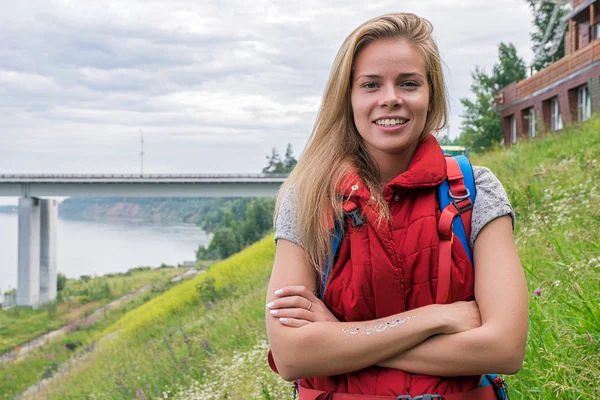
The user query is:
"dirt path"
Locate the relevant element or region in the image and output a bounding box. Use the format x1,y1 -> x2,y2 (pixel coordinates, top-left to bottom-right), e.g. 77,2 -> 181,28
15,331 -> 119,400
0,269 -> 200,366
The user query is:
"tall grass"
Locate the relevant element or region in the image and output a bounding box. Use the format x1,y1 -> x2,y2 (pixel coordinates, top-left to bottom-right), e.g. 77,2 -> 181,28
469,118 -> 600,398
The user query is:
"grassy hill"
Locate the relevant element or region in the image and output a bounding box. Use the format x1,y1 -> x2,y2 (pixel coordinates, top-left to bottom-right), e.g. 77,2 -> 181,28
11,117 -> 600,399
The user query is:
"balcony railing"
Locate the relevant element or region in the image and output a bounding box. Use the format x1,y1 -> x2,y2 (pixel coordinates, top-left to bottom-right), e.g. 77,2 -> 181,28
514,39 -> 600,100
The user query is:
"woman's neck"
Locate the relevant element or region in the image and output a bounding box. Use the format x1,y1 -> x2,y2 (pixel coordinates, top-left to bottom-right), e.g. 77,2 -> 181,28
372,142 -> 420,185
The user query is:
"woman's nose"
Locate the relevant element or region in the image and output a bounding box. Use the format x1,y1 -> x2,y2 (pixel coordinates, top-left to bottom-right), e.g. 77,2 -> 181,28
379,85 -> 403,108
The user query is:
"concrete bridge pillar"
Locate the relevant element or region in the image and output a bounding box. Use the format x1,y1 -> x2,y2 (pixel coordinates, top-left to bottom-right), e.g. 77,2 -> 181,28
16,198 -> 58,308
39,199 -> 58,304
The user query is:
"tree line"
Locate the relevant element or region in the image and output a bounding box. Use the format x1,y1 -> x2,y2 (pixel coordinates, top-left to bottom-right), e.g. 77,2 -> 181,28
195,143 -> 297,260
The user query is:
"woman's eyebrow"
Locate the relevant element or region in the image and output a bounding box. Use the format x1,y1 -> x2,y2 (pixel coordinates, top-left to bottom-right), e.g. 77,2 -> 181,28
354,72 -> 425,81
397,72 -> 425,79
354,74 -> 382,82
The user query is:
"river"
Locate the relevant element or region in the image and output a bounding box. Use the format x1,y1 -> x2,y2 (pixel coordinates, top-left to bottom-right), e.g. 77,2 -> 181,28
0,213 -> 212,294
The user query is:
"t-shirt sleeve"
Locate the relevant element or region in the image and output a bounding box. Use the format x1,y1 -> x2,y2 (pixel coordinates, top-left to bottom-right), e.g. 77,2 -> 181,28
470,166 -> 516,248
274,187 -> 304,248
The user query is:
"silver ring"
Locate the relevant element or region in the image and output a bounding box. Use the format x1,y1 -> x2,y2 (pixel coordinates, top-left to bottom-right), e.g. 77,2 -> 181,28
306,301 -> 312,311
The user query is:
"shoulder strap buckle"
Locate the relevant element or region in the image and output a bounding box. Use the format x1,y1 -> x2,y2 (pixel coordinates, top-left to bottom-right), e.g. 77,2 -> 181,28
448,188 -> 473,214
344,208 -> 365,228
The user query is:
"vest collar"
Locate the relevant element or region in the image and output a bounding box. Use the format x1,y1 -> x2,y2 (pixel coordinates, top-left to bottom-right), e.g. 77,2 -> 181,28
339,134 -> 447,202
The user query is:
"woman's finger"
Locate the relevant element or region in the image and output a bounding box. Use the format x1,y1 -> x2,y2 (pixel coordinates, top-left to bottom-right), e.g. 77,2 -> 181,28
269,307 -> 314,321
278,317 -> 311,328
267,296 -> 312,311
275,285 -> 318,301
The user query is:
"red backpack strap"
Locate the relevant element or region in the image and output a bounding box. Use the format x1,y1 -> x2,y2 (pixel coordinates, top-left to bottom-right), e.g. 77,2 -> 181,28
436,157 -> 474,304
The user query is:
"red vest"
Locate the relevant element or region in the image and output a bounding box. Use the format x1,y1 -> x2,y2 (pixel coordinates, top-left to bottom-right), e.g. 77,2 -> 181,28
300,135 -> 480,396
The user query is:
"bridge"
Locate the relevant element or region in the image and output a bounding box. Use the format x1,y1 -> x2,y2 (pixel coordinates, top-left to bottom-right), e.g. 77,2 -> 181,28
0,174 -> 287,197
0,174 -> 287,308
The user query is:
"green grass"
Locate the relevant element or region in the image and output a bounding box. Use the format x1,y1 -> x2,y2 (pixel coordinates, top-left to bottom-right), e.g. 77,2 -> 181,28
9,117 -> 600,399
0,267 -> 185,355
0,268 -> 190,400
469,118 -> 600,397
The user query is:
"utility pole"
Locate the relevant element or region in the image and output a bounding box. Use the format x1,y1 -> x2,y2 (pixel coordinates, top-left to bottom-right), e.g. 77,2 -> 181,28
140,129 -> 144,177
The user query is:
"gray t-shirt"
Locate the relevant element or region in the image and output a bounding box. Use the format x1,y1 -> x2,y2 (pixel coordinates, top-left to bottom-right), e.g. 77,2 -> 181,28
274,166 -> 515,249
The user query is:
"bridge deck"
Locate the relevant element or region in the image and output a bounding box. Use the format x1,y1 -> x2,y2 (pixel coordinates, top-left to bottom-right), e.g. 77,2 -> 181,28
0,174 -> 288,197
0,174 -> 287,183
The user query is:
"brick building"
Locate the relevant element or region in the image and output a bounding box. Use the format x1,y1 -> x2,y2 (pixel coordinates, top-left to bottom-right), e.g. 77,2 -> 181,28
498,0 -> 600,145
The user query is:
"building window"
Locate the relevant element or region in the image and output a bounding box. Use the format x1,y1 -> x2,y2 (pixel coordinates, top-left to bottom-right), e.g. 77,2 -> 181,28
578,85 -> 591,122
529,108 -> 536,138
510,114 -> 517,143
551,97 -> 563,131
594,24 -> 600,40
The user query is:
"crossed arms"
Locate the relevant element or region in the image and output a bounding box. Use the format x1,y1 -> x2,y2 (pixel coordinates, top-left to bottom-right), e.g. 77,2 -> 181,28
265,216 -> 528,381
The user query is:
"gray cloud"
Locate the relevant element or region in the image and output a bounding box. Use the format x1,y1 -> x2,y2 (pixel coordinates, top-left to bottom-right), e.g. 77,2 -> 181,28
0,0 -> 534,188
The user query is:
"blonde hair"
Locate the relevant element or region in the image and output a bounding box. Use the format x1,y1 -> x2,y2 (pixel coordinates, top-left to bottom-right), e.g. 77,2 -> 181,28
275,13 -> 449,278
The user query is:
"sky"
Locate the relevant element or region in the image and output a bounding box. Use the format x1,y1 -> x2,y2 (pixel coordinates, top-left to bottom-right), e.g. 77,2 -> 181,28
0,0 -> 535,204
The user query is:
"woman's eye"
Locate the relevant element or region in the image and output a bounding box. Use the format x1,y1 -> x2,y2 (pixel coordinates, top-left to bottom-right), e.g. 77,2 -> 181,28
362,82 -> 379,89
402,81 -> 419,88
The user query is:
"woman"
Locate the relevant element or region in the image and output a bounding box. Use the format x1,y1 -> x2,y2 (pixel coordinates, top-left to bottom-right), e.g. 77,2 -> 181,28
265,13 -> 528,400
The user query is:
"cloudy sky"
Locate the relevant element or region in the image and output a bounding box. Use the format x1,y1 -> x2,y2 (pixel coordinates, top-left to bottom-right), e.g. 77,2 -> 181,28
0,0 -> 535,205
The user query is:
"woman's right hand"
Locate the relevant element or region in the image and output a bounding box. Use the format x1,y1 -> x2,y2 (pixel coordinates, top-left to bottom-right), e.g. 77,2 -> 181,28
440,301 -> 482,334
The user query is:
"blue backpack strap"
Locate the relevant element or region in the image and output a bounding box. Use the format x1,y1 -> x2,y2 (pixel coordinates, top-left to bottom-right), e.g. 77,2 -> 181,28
320,198 -> 364,299
320,220 -> 343,300
480,374 -> 509,400
437,155 -> 476,265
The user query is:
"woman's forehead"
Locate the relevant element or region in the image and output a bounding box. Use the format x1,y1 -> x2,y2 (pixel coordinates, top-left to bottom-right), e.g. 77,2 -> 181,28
353,39 -> 426,77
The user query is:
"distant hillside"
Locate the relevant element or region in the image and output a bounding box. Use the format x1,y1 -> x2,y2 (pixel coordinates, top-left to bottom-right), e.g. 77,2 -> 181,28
57,197 -> 258,232
1,197 -> 273,234
1,198 -> 219,223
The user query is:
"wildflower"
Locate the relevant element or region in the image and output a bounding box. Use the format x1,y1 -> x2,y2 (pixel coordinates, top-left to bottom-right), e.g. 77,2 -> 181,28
136,388 -> 146,400
553,280 -> 561,287
534,288 -> 542,296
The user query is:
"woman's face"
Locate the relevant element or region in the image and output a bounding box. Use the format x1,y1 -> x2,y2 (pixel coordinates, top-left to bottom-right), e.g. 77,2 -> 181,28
350,39 -> 430,161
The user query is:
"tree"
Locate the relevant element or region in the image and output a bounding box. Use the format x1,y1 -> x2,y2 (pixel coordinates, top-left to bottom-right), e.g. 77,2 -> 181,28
57,273 -> 67,292
210,227 -> 240,259
284,143 -> 298,172
262,147 -> 286,174
527,0 -> 570,72
459,68 -> 502,150
459,43 -> 527,150
494,43 -> 527,89
263,144 -> 297,174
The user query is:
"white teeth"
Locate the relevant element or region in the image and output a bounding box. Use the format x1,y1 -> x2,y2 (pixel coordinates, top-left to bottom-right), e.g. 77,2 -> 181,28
375,118 -> 407,126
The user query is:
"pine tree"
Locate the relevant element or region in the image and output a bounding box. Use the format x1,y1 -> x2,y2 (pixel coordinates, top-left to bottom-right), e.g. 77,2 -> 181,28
283,143 -> 297,173
262,147 -> 286,174
527,0 -> 570,72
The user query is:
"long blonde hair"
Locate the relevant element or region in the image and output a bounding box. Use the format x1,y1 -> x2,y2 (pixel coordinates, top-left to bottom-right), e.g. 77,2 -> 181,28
275,13 -> 449,277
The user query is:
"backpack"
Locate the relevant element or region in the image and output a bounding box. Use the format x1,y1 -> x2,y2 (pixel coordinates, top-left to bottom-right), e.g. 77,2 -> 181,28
318,155 -> 509,400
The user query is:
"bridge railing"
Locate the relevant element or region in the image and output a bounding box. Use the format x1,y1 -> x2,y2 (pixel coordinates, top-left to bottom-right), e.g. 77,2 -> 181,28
0,173 -> 289,179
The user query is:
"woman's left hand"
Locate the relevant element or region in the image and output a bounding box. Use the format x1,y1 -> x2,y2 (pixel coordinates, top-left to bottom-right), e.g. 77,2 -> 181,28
266,285 -> 339,327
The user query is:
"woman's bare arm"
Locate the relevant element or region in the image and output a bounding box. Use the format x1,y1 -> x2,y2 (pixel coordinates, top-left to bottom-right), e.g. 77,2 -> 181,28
377,216 -> 529,376
266,239 -> 479,381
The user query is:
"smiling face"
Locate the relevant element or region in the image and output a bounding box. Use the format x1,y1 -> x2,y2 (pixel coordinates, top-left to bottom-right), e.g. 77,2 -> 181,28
350,39 -> 430,165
